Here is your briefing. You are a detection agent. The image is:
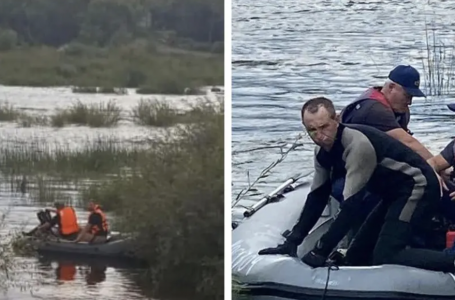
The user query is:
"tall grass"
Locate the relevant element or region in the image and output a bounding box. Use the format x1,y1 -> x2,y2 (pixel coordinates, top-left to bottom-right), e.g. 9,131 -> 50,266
131,99 -> 212,127
0,102 -> 17,121
0,137 -> 145,177
421,25 -> 455,96
27,176 -> 74,205
50,100 -> 122,127
0,102 -> 49,127
0,98 -> 214,128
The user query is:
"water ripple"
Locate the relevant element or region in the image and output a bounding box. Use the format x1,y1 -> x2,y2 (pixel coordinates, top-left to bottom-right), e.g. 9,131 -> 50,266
232,0 -> 455,204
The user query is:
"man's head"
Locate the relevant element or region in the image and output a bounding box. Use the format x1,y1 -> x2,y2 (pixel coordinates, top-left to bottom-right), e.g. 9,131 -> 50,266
88,201 -> 101,212
88,201 -> 96,211
381,65 -> 425,113
301,97 -> 339,151
54,202 -> 64,210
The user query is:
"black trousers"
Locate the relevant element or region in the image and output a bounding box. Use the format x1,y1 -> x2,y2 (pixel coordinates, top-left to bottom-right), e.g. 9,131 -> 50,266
344,191 -> 455,272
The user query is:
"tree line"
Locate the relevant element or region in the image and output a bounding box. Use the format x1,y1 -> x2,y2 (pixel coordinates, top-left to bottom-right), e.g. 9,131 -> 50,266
0,0 -> 224,48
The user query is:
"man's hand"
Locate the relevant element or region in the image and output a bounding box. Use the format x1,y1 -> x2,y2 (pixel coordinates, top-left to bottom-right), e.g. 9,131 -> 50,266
448,190 -> 455,201
441,167 -> 454,181
301,250 -> 328,268
258,241 -> 297,257
434,169 -> 449,197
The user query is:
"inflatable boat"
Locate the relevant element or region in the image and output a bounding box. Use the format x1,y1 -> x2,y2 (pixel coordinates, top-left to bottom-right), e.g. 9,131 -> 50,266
24,232 -> 136,260
232,178 -> 455,300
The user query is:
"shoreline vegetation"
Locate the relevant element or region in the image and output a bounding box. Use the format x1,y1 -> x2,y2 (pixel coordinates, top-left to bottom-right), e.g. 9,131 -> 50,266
0,0 -> 224,95
3,97 -> 224,300
0,0 -> 224,299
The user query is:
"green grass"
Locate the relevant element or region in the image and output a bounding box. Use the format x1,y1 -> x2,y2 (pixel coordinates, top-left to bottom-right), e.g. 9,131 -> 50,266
131,99 -> 209,127
0,44 -> 223,95
50,100 -> 122,128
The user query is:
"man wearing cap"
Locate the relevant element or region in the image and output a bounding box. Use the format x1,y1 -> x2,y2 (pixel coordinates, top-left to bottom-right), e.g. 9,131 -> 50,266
339,65 -> 432,159
331,65 -> 441,246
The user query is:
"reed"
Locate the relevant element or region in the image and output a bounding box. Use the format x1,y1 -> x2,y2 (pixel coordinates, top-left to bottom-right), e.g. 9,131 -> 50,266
0,136 -> 145,177
421,24 -> 455,96
50,100 -> 122,128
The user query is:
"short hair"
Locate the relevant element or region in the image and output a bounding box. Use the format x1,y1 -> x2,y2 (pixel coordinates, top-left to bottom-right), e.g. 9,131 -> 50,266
301,97 -> 336,120
54,202 -> 64,209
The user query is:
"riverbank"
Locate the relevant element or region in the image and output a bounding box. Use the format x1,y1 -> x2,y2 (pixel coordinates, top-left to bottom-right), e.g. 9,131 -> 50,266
0,44 -> 223,95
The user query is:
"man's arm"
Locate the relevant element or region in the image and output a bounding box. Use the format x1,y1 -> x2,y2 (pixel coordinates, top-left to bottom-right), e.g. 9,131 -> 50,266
74,223 -> 91,243
427,139 -> 454,173
74,214 -> 97,243
315,132 -> 377,256
286,146 -> 332,245
386,128 -> 433,159
49,214 -> 59,228
362,103 -> 433,160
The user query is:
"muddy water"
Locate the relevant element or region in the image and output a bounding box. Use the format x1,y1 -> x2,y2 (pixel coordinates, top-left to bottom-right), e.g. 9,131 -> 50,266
231,0 -> 455,210
0,85 -> 223,300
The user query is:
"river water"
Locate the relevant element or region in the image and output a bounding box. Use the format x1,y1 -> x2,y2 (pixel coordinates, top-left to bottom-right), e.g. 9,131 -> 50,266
231,0 -> 455,210
0,85 -> 223,300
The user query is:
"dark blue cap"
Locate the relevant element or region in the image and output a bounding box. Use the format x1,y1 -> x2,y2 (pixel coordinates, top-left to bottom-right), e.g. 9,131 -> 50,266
388,65 -> 426,97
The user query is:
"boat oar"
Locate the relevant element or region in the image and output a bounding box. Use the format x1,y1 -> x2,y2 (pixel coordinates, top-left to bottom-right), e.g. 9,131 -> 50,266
243,172 -> 313,218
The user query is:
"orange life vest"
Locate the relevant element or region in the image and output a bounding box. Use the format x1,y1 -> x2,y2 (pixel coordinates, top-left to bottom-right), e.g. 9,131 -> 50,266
58,206 -> 79,235
89,205 -> 108,235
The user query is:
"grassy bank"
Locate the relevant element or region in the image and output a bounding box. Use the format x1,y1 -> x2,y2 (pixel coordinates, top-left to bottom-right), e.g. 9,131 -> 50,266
0,44 -> 223,94
2,98 -> 224,300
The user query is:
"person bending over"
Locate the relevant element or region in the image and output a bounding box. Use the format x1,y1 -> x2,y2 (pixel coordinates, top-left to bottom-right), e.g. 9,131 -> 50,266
331,65 -> 435,244
258,97 -> 455,273
23,202 -> 80,240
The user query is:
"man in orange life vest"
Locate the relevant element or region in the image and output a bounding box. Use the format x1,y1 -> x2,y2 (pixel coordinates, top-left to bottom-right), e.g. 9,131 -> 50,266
24,202 -> 80,240
73,201 -> 109,244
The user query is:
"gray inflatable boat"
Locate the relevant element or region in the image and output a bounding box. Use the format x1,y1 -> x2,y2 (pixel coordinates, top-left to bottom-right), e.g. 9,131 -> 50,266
232,178 -> 455,300
25,232 -> 136,260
